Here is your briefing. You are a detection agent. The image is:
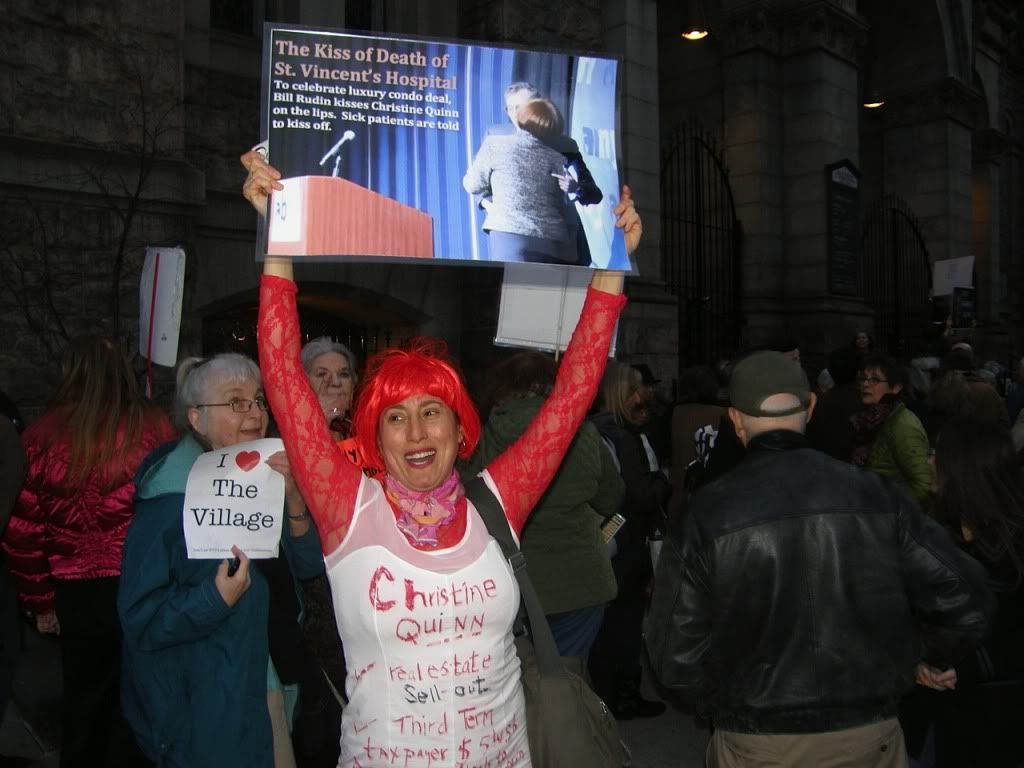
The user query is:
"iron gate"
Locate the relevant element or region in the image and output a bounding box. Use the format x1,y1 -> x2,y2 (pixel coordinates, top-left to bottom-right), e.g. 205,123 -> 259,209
661,121 -> 742,378
861,196 -> 933,357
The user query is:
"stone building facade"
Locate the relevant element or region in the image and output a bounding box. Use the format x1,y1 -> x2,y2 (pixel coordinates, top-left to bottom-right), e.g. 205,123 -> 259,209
0,0 -> 1021,418
659,0 -> 1023,371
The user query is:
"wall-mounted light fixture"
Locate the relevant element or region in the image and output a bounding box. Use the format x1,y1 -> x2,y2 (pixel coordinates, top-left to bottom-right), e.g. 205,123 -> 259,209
681,0 -> 709,41
860,82 -> 884,109
862,45 -> 884,108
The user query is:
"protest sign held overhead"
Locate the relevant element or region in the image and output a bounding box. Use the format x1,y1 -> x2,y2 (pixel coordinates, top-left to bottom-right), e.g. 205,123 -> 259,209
258,25 -> 630,271
183,438 -> 286,560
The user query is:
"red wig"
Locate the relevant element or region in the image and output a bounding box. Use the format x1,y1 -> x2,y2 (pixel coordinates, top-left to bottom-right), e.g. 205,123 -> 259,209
352,339 -> 481,473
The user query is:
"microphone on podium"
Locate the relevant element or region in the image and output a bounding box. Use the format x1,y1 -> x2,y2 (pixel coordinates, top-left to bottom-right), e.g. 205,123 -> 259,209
319,130 -> 356,169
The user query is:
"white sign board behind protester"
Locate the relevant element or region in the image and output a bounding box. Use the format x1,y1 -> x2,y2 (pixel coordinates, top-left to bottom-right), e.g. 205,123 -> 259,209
495,264 -> 618,356
139,246 -> 186,367
183,438 -> 286,560
932,255 -> 974,297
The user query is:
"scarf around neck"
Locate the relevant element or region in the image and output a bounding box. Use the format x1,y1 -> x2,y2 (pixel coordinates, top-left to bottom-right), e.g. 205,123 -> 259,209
850,394 -> 902,466
384,470 -> 465,546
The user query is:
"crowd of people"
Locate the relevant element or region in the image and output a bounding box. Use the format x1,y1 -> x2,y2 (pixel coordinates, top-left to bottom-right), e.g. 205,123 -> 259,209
0,149 -> 1020,768
650,337 -> 1024,768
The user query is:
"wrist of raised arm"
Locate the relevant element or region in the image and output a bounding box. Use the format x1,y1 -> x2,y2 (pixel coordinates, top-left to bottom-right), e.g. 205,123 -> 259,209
588,273 -> 625,297
260,273 -> 298,294
263,256 -> 294,281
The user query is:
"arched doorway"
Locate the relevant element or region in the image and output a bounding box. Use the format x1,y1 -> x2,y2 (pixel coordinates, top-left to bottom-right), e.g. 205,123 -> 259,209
861,196 -> 934,357
660,121 -> 742,377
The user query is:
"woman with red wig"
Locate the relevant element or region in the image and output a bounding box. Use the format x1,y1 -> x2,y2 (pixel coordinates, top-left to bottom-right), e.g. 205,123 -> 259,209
242,149 -> 640,768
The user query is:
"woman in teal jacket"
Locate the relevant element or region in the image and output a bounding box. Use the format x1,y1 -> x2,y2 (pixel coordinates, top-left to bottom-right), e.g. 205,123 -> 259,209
118,353 -> 323,768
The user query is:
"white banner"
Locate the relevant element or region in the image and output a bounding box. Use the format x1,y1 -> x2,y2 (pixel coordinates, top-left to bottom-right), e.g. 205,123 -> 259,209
183,438 -> 286,560
139,246 -> 186,367
932,255 -> 974,297
495,264 -> 618,355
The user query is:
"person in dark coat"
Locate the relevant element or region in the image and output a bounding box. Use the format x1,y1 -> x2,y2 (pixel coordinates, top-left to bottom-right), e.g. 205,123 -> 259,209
926,347 -> 1009,442
697,343 -> 806,490
0,415 -> 25,725
806,345 -> 862,461
647,352 -> 994,768
589,361 -> 670,719
1007,357 -> 1024,424
901,416 -> 1024,767
668,365 -> 725,522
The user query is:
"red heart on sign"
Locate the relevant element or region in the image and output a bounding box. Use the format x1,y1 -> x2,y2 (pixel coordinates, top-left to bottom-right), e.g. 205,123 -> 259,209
235,450 -> 261,472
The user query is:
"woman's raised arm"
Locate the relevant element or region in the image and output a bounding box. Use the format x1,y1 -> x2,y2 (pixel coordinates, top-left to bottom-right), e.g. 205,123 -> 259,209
486,187 -> 638,534
242,150 -> 363,554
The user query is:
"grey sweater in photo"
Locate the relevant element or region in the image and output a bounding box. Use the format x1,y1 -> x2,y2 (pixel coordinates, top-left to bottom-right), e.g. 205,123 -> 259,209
462,131 -> 572,242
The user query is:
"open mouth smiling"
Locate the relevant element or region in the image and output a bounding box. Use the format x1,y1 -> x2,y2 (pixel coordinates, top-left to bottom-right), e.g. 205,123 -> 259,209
405,450 -> 436,467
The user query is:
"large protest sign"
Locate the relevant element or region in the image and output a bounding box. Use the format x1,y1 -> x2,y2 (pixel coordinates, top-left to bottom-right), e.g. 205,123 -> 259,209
258,25 -> 629,270
183,438 -> 286,560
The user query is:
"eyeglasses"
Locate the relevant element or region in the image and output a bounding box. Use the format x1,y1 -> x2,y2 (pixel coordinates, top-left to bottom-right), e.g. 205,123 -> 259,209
195,396 -> 269,413
856,375 -> 889,385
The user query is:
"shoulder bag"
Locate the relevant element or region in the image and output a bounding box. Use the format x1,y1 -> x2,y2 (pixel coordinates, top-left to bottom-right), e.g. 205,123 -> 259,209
464,476 -> 631,768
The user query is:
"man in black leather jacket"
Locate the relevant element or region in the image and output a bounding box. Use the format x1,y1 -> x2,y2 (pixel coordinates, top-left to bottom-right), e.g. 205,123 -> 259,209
646,351 -> 994,768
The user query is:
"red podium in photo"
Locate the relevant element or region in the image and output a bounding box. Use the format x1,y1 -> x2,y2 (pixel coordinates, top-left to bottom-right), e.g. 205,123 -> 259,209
267,176 -> 434,259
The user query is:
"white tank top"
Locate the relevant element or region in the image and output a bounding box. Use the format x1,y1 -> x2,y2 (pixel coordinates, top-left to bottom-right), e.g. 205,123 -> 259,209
326,473 -> 531,768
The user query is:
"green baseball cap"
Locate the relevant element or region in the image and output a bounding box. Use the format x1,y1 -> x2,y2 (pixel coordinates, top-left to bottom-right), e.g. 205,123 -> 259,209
729,351 -> 811,416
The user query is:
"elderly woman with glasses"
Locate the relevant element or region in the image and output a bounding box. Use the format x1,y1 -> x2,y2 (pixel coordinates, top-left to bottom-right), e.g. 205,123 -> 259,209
118,353 -> 324,768
242,148 -> 639,767
851,354 -> 933,503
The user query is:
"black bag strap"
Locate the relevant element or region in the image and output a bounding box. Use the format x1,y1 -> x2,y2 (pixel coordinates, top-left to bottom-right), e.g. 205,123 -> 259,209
464,476 -> 563,678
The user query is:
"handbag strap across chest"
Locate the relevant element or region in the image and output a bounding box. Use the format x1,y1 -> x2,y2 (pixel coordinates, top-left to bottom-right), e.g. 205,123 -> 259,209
463,476 -> 564,678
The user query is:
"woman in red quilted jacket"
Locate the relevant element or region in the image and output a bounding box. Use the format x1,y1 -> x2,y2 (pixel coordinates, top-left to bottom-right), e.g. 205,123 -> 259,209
3,336 -> 176,768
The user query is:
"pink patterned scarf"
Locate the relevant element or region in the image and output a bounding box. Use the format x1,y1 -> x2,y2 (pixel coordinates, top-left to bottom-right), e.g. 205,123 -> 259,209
384,470 -> 464,546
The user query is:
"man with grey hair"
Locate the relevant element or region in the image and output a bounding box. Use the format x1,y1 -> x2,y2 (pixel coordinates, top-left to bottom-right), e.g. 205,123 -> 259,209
646,351 -> 994,768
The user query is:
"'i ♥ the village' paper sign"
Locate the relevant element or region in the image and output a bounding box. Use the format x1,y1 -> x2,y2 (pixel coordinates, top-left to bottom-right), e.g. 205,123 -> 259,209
183,438 -> 286,559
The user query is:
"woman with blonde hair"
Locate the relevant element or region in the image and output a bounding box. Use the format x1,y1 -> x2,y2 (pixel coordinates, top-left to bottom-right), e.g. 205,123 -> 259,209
3,335 -> 176,767
588,360 -> 670,719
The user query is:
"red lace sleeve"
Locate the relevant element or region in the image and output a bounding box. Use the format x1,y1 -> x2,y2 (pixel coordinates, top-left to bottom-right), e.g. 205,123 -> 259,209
259,275 -> 362,554
487,286 -> 626,536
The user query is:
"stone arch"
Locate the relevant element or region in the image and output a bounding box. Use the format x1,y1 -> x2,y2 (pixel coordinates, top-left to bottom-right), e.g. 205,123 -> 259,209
857,0 -> 974,92
198,281 -> 430,363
